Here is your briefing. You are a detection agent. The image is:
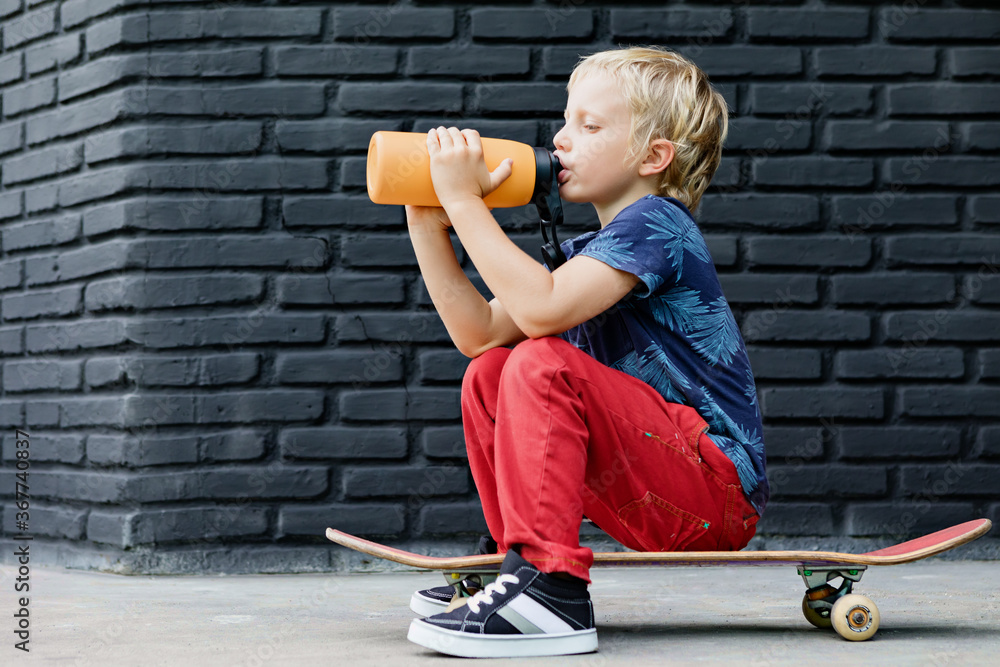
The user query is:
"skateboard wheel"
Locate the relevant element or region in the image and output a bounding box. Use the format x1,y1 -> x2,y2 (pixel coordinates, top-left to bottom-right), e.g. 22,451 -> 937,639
830,594 -> 880,641
801,595 -> 832,629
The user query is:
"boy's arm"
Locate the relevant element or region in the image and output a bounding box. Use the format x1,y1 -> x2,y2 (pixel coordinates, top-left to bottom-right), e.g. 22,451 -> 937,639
427,127 -> 641,339
406,206 -> 528,358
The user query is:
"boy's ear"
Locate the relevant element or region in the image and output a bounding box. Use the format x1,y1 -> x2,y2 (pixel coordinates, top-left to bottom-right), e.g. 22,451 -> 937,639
637,139 -> 675,176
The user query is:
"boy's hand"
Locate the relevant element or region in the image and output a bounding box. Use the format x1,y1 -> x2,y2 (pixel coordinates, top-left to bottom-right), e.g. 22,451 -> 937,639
427,127 -> 514,208
405,204 -> 452,234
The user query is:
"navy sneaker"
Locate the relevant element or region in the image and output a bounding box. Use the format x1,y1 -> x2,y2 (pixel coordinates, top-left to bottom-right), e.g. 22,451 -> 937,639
407,549 -> 597,658
410,535 -> 497,617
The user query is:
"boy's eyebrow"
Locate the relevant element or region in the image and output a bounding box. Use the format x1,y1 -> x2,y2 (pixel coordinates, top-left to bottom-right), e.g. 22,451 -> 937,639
563,108 -> 606,121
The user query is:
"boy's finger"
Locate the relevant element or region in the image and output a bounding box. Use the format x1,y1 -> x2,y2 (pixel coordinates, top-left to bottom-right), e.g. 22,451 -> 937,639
462,128 -> 482,153
445,126 -> 465,147
435,126 -> 453,149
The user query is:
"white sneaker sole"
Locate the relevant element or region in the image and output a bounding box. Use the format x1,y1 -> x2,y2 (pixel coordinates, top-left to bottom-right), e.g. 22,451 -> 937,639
407,619 -> 598,658
409,592 -> 449,617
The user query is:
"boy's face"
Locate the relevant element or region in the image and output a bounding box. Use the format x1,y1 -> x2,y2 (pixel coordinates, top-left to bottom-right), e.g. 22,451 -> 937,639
552,70 -> 639,209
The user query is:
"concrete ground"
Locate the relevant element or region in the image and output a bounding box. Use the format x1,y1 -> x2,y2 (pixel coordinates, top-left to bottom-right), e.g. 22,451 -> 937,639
2,560 -> 997,666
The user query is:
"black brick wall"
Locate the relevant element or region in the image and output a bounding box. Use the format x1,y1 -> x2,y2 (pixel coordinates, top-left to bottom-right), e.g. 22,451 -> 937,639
1,0 -> 997,573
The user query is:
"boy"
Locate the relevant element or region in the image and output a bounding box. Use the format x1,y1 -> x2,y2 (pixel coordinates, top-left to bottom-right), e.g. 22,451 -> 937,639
403,46 -> 767,658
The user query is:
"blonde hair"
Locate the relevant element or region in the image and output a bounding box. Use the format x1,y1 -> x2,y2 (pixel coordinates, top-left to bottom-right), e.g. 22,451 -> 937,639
567,46 -> 729,212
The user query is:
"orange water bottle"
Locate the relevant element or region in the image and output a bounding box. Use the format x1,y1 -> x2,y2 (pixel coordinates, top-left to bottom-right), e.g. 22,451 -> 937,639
366,131 -> 560,208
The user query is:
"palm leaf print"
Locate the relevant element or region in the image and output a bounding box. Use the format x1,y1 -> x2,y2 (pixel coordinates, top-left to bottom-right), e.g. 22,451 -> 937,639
637,344 -> 690,403
708,433 -> 760,492
642,208 -> 713,281
637,272 -> 665,295
689,296 -> 742,366
649,285 -> 708,333
582,231 -> 634,269
744,368 -> 760,419
698,385 -> 742,435
611,350 -> 643,377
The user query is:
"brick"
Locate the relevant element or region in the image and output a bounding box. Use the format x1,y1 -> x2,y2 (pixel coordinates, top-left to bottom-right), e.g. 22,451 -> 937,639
718,274 -> 818,305
963,272 -> 1000,305
743,310 -> 870,343
756,503 -> 834,536
884,312 -> 1000,344
3,285 -> 82,322
0,190 -> 24,221
746,348 -> 822,380
3,76 -> 56,116
746,236 -> 871,268
846,503 -> 976,537
25,319 -> 128,353
471,8 -> 593,40
26,87 -> 144,146
421,426 -> 467,459
3,3 -> 55,49
726,117 -> 812,152
2,214 -> 81,251
0,51 -> 23,86
473,83 -> 567,113
610,8 -> 735,41
751,84 -> 872,116
85,124 -> 264,163
145,85 -> 325,117
338,82 -> 463,113
677,46 -> 802,77
948,48 -> 1000,77
760,387 -> 883,419
85,354 -> 259,388
147,48 -> 263,78
83,197 -> 264,235
343,465 -> 468,499
407,46 -> 530,78
885,235 -> 1000,267
830,273 -> 956,306
815,46 -> 936,77
837,426 -> 962,460
418,349 -> 470,384
880,9 -> 1000,42
84,14 -> 148,54
417,503 -> 488,536
340,235 -> 421,268
283,196 -> 402,229
58,54 -> 145,102
832,194 -> 958,232
336,313 -> 450,344
0,262 -> 23,291
970,196 -> 1000,225
899,465 -> 1000,497
129,507 -> 269,545
885,157 -> 1000,187
767,464 -> 887,498
34,470 -> 130,503
976,426 -> 1000,459
125,467 -> 328,502
333,7 -> 454,41
146,8 -> 323,41
763,425 -> 830,461
87,433 -> 193,467
26,34 -> 81,75
825,121 -> 950,153
704,235 -> 737,267
899,387 -> 1000,418
980,350 -> 1000,380
0,121 -> 22,156
280,426 -> 407,460
136,235 -> 328,270
127,314 -> 324,349
697,195 -> 820,229
276,274 -> 405,307
889,84 -> 1000,116
753,158 -> 873,188
340,388 -> 460,422
3,142 -> 83,186
963,123 -> 1000,152
273,46 -> 397,76
276,119 -> 400,153
748,8 -> 869,41
6,505 -> 86,539
276,351 -> 403,387
1,432 -> 84,462
62,0 -> 148,29
281,504 -> 405,538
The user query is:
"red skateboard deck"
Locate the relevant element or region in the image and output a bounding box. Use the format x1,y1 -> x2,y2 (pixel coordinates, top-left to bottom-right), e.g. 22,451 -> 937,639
326,518 -> 992,641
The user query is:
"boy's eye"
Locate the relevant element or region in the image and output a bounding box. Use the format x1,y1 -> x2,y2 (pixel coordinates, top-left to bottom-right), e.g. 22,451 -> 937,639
584,124 -> 599,131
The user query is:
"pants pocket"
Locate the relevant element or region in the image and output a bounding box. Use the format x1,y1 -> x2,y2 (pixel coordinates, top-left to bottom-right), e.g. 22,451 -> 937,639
616,491 -> 715,552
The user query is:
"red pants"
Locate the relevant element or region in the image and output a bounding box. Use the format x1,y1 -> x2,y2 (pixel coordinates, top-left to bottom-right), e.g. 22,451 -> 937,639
462,337 -> 759,583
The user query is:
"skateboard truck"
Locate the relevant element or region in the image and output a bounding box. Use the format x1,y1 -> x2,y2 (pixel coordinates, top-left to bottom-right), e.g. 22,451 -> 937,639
442,570 -> 499,612
798,565 -> 879,640
532,149 -> 567,270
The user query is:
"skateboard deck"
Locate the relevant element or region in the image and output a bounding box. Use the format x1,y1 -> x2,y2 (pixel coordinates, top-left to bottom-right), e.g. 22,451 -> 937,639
327,518 -> 992,642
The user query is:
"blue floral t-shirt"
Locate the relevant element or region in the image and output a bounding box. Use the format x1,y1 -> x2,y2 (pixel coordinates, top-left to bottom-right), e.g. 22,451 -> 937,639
550,194 -> 769,514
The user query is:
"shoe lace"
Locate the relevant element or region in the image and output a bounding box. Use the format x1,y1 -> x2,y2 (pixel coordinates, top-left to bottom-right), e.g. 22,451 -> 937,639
466,574 -> 520,614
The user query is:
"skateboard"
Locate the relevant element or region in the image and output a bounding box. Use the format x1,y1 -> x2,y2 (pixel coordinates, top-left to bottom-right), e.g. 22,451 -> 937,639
327,518 -> 992,642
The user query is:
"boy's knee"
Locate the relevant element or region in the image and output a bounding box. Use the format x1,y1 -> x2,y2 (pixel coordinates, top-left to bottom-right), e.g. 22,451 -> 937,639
504,336 -> 570,377
462,346 -> 510,392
